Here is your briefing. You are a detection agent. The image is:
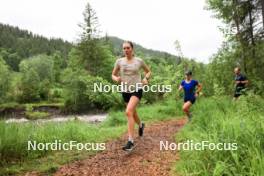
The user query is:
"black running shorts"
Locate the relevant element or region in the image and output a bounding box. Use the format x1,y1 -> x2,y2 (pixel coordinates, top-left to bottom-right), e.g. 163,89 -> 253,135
122,89 -> 143,103
184,97 -> 196,104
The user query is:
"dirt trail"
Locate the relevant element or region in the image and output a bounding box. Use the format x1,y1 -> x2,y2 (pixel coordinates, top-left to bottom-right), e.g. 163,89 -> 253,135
53,118 -> 187,176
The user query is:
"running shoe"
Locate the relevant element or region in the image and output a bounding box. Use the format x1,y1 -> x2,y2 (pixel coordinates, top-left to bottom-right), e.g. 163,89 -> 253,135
139,123 -> 145,137
122,141 -> 134,151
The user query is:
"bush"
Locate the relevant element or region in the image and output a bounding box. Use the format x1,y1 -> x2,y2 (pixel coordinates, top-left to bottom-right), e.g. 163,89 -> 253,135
48,87 -> 64,102
25,111 -> 50,120
39,79 -> 52,100
19,55 -> 54,82
18,68 -> 41,103
18,55 -> 56,102
62,68 -> 123,112
0,57 -> 11,103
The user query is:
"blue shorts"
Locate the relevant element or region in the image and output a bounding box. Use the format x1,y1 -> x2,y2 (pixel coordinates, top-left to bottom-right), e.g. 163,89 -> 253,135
184,97 -> 196,104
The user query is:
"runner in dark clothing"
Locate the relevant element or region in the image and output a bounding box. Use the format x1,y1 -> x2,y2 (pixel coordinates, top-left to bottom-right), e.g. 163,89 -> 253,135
234,67 -> 248,99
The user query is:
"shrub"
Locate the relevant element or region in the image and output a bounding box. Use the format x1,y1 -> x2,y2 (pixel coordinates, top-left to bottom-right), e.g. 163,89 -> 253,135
0,57 -> 11,103
18,68 -> 41,102
62,68 -> 122,112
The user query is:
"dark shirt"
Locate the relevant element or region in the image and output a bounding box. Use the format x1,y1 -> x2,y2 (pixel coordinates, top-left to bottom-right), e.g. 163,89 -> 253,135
235,74 -> 247,89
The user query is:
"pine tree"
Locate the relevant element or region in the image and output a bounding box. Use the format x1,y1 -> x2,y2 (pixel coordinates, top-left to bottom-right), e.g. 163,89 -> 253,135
78,2 -> 100,41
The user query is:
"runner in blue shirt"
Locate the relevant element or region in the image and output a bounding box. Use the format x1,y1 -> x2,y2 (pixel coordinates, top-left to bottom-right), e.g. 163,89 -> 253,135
178,71 -> 202,121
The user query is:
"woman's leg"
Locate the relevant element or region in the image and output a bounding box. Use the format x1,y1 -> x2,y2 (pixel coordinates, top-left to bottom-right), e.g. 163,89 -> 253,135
182,101 -> 192,117
125,96 -> 140,141
133,110 -> 141,126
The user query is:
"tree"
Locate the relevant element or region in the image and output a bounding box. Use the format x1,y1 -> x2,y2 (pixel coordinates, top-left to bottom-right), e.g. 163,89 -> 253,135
0,23 -> 72,64
174,40 -> 183,64
19,68 -> 41,102
259,0 -> 264,29
206,0 -> 263,69
19,55 -> 55,82
0,49 -> 22,71
76,2 -> 114,80
206,0 -> 264,94
78,2 -> 100,41
52,51 -> 65,82
0,57 -> 11,103
18,55 -> 55,101
174,40 -> 183,57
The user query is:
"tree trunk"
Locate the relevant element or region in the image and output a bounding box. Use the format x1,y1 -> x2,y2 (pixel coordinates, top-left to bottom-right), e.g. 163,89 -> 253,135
233,0 -> 247,73
248,1 -> 257,74
261,0 -> 264,29
248,4 -> 256,52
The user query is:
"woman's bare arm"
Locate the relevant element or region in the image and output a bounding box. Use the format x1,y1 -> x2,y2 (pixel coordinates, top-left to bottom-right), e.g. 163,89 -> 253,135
112,65 -> 121,83
178,85 -> 183,91
142,64 -> 151,84
196,83 -> 202,96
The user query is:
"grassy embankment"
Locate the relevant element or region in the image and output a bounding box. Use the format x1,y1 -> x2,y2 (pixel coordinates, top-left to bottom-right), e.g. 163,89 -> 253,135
174,95 -> 264,176
0,98 -> 182,175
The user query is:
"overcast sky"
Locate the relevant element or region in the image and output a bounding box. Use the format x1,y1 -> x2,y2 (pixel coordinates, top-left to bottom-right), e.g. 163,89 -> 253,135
0,0 -> 224,63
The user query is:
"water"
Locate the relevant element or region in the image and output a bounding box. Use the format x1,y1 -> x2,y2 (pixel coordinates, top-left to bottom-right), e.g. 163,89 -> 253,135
5,114 -> 108,124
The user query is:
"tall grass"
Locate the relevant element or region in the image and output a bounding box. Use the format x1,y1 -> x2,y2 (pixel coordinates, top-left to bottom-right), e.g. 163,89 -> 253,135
174,95 -> 264,176
0,121 -> 126,175
0,121 -> 125,162
102,98 -> 183,127
0,97 -> 183,175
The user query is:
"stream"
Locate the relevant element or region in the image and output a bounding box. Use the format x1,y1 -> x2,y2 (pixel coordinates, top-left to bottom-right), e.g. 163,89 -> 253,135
5,114 -> 108,124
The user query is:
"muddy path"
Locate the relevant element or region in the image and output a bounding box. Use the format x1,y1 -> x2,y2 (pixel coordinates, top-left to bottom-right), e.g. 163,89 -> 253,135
52,118 -> 187,176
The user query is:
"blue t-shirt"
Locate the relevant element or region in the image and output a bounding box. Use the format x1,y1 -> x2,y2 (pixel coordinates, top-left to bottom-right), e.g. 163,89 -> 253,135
181,80 -> 198,100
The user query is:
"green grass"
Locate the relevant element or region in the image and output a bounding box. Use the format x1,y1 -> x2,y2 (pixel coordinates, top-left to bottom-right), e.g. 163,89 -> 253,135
0,102 -> 25,110
0,101 -> 64,121
25,111 -> 51,120
103,98 -> 183,127
27,102 -> 64,108
174,95 -> 264,176
0,98 -> 183,175
0,121 -> 126,175
0,101 -> 64,110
